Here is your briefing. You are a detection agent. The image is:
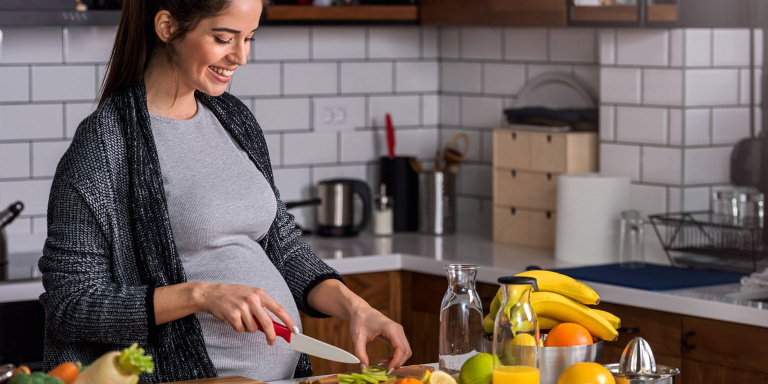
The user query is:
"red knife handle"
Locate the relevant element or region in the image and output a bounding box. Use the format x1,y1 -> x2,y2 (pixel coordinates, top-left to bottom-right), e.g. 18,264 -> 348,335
255,317 -> 292,343
385,113 -> 395,158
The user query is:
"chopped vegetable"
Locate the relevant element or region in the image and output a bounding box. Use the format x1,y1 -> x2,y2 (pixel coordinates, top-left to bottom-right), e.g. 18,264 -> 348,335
72,343 -> 154,384
9,371 -> 65,384
48,362 -> 81,384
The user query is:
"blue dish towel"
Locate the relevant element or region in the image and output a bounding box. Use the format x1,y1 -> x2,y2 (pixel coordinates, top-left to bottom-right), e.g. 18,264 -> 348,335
547,263 -> 745,291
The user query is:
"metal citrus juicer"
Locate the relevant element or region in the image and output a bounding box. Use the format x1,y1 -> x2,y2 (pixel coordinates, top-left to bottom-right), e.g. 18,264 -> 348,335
604,337 -> 680,384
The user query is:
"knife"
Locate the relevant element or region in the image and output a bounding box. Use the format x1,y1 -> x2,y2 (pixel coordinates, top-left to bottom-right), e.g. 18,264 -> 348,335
256,318 -> 360,364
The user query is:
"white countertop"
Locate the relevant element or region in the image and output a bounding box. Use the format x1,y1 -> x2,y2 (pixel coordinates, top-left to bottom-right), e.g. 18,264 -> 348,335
3,231 -> 768,328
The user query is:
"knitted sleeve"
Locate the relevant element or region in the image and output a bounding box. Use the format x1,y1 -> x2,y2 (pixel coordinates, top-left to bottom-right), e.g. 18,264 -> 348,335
38,145 -> 154,345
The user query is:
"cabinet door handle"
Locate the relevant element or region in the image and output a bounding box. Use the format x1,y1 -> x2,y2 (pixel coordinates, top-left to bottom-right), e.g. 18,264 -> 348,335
547,135 -> 552,143
512,132 -> 517,140
618,327 -> 640,334
511,170 -> 516,178
682,331 -> 696,350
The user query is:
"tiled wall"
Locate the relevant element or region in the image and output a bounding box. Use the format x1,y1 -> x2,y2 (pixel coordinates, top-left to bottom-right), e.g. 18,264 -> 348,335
599,28 -> 763,217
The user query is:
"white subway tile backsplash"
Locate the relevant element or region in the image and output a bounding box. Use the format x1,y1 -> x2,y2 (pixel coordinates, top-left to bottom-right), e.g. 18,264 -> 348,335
440,28 -> 460,59
228,63 -> 281,97
32,217 -> 47,235
368,27 -> 420,59
395,61 -> 439,92
642,147 -> 682,184
313,96 -> 365,132
422,27 -> 439,59
505,28 -> 548,61
340,131 -> 380,162
0,143 -> 29,178
740,68 -> 762,105
685,69 -> 739,107
273,167 -> 311,202
756,29 -> 764,66
461,96 -> 502,128
573,65 -> 599,98
3,217 -> 30,236
458,164 -> 492,197
713,29 -> 750,67
0,104 -> 63,141
616,107 -> 668,145
441,62 -> 481,93
600,143 -> 640,181
0,27 -> 63,64
0,179 -> 53,215
32,141 -> 70,177
369,95 -> 421,127
684,147 -> 731,185
598,29 -> 616,65
440,95 -> 460,126
32,66 -> 96,102
668,187 -> 682,212
253,98 -> 310,131
311,27 -> 366,60
441,128 -> 480,162
341,62 -> 392,94
600,67 -> 641,104
65,103 -> 94,138
669,109 -> 682,146
629,184 -> 667,215
461,28 -> 502,60
64,26 -> 116,63
422,95 -> 439,126
313,165 -> 368,183
283,132 -> 338,165
395,129 -> 439,159
284,62 -> 337,95
263,134 -> 281,166
684,29 -> 712,67
670,29 -> 683,67
527,64 -> 572,80
483,63 -> 526,95
0,67 -> 29,102
251,27 -> 310,61
643,69 -> 683,106
600,105 -> 615,141
712,108 -> 750,145
684,109 -> 711,146
549,28 -> 596,63
616,29 -> 669,67
684,187 -> 711,211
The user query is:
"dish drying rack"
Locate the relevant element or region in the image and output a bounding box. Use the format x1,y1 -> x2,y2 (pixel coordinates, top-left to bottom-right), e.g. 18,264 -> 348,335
649,211 -> 768,273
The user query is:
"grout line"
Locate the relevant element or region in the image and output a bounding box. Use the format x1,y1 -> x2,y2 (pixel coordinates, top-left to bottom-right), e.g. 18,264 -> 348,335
28,141 -> 33,178
709,29 -> 715,67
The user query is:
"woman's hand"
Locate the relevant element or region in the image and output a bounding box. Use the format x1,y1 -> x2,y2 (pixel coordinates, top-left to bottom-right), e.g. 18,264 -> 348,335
196,282 -> 297,345
350,306 -> 412,374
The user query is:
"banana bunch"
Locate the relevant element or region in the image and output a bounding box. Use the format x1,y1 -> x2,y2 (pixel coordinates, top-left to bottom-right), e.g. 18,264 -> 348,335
482,270 -> 620,342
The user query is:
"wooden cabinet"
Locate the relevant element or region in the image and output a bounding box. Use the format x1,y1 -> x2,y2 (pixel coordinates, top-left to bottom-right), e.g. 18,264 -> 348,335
568,0 -> 679,26
420,0 -> 567,26
265,5 -> 418,23
492,129 -> 597,248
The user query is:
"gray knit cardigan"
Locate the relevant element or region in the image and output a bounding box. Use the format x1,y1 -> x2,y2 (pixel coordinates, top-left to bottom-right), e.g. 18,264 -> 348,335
38,79 -> 342,383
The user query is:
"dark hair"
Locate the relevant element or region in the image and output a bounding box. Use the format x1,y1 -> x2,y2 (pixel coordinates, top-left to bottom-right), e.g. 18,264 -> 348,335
98,0 -> 266,105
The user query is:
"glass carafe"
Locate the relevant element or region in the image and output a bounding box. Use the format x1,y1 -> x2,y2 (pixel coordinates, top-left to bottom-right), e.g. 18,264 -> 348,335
492,276 -> 540,384
438,264 -> 483,374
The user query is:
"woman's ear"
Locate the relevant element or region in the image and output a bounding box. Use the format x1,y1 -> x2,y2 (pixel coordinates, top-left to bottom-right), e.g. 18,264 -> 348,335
154,10 -> 175,43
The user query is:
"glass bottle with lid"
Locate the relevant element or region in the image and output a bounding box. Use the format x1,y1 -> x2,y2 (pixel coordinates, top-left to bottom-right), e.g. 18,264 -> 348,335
492,276 -> 540,384
438,264 -> 483,375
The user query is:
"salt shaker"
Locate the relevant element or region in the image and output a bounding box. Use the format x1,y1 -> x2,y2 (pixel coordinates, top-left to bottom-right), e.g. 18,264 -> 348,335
372,184 -> 393,236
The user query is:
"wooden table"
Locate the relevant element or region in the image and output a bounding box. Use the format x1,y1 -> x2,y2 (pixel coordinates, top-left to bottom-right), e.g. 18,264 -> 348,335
159,365 -> 433,384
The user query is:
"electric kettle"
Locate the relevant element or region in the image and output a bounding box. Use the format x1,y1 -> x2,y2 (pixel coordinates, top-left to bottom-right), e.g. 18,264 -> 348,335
0,201 -> 24,271
315,179 -> 371,237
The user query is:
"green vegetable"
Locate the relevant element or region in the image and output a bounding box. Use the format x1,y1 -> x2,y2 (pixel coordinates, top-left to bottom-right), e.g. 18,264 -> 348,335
9,371 -> 65,384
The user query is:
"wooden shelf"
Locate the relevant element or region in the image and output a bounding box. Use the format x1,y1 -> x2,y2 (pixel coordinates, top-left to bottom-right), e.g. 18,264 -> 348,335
265,5 -> 418,22
647,4 -> 678,22
571,5 -> 638,22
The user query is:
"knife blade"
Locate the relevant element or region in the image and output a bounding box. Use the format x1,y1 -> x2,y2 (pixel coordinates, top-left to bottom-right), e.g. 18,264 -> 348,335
256,318 -> 360,364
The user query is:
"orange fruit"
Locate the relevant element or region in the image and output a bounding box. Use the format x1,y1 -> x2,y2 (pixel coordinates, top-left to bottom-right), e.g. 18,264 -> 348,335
544,323 -> 593,347
397,378 -> 423,384
557,362 -> 615,384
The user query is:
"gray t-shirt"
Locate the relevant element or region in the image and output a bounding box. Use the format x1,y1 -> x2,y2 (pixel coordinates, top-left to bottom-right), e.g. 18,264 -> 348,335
150,102 -> 301,381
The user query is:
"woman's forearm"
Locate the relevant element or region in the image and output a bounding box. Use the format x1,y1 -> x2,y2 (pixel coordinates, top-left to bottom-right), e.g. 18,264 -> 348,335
307,279 -> 370,320
154,282 -> 206,325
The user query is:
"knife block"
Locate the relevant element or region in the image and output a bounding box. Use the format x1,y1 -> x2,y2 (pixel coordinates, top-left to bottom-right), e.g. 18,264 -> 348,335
380,156 -> 419,232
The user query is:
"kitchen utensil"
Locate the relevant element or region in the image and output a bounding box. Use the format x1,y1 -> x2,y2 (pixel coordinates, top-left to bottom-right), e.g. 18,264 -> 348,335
619,210 -> 645,269
385,113 -> 396,159
433,149 -> 441,173
256,319 -> 360,364
0,202 -> 24,273
442,133 -> 469,173
380,156 -> 419,232
418,171 -> 456,235
409,157 -> 423,174
315,179 -> 371,237
605,336 -> 679,384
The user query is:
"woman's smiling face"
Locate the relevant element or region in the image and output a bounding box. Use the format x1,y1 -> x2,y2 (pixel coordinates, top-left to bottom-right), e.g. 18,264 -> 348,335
171,0 -> 262,97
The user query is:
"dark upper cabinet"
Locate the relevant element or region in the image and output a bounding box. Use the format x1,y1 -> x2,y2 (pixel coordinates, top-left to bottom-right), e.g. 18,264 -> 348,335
420,0 -> 567,26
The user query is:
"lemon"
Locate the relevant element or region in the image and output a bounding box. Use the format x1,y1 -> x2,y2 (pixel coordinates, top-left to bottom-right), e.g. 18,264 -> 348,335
429,370 -> 457,384
511,333 -> 538,347
458,353 -> 492,384
420,370 -> 431,383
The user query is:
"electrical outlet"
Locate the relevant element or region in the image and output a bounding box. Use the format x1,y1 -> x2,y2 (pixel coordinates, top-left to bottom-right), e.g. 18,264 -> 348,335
313,97 -> 364,131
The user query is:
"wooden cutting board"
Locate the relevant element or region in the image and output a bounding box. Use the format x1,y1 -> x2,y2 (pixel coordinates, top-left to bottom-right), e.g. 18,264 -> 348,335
159,365 -> 434,384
